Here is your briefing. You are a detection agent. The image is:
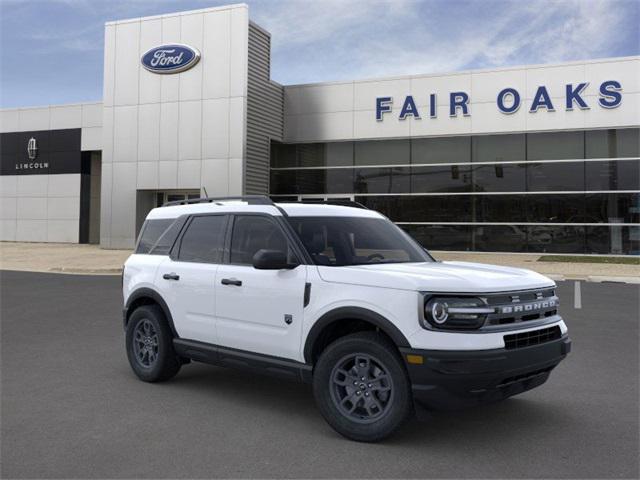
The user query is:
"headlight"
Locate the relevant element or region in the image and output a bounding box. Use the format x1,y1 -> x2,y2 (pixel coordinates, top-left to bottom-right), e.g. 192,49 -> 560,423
423,297 -> 494,330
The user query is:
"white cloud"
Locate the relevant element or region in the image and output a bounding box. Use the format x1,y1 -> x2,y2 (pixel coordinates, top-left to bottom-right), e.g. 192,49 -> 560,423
252,0 -> 634,84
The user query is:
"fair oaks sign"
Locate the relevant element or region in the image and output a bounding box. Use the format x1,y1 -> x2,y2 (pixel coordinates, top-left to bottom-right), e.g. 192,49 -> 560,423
376,80 -> 623,121
141,44 -> 201,74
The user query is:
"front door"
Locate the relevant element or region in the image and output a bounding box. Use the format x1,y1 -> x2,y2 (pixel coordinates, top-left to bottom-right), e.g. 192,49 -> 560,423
215,214 -> 307,361
156,214 -> 228,345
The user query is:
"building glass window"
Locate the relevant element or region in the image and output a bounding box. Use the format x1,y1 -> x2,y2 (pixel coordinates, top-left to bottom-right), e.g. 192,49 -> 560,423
585,160 -> 640,191
325,142 -> 354,166
357,195 -> 474,223
586,226 -> 640,255
585,192 -> 640,224
401,224 -> 473,251
527,161 -> 585,191
269,129 -> 640,255
411,165 -> 473,193
585,128 -> 640,158
297,144 -> 326,167
354,167 -> 410,194
471,164 -> 526,192
270,170 -> 297,195
474,195 -> 528,223
270,142 -> 297,168
412,136 -> 470,164
473,225 -> 528,252
355,139 -> 409,166
527,131 -> 584,160
271,142 -> 354,168
526,194 -> 585,223
472,134 -> 525,163
526,226 -> 585,254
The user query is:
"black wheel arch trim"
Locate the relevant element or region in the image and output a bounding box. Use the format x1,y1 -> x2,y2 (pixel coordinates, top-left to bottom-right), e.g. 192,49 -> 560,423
124,287 -> 179,338
304,306 -> 411,363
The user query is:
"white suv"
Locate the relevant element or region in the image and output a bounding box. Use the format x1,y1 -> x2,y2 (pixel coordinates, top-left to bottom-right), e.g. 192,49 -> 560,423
122,196 -> 571,442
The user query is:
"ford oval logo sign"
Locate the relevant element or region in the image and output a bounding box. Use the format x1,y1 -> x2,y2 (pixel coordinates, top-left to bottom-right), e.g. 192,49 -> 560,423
141,44 -> 201,74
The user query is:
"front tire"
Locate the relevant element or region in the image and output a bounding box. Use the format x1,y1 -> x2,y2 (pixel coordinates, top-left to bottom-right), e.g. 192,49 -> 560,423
125,305 -> 181,382
313,332 -> 413,442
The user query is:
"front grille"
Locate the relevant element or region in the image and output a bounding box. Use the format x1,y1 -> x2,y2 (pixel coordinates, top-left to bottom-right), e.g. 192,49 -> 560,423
484,288 -> 558,327
503,326 -> 562,350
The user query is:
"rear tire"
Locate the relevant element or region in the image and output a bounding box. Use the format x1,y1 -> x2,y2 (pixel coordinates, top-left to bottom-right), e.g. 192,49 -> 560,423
313,331 -> 413,442
126,305 -> 181,382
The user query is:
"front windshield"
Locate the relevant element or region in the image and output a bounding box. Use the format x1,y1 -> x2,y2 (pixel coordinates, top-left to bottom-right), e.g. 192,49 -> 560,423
288,216 -> 432,267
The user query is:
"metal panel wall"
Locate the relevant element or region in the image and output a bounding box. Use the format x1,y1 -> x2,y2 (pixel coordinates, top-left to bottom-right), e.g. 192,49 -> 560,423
244,23 -> 283,195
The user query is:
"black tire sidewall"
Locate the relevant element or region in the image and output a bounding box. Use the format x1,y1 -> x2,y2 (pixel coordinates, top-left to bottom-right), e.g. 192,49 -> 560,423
313,332 -> 412,442
125,305 -> 180,382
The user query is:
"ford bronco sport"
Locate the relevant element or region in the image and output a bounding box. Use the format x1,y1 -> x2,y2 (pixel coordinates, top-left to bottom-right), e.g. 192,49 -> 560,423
122,196 -> 571,442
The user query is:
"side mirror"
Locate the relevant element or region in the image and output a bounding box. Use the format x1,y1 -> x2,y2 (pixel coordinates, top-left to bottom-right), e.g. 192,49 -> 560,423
252,249 -> 298,270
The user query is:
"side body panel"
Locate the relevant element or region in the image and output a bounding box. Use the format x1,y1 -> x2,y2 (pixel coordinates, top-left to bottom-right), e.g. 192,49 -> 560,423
123,253 -> 166,305
215,264 -> 308,360
153,257 -> 219,344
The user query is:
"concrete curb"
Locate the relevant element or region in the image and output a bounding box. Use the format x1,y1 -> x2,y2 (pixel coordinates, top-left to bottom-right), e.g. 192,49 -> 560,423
48,267 -> 123,275
0,267 -> 124,275
587,275 -> 640,284
546,274 -> 639,284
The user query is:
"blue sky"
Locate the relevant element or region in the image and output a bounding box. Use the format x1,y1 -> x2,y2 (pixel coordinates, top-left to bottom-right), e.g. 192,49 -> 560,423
1,0 -> 638,108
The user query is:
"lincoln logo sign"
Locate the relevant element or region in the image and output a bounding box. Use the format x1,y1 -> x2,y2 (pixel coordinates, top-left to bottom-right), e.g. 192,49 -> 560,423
27,137 -> 38,160
376,80 -> 622,120
16,136 -> 48,171
141,44 -> 201,74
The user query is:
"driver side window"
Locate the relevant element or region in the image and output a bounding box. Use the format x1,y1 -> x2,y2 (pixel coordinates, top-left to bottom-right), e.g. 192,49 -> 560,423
229,216 -> 291,265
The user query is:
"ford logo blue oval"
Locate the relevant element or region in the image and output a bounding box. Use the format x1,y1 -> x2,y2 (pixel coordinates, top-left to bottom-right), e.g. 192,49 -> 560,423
141,44 -> 201,74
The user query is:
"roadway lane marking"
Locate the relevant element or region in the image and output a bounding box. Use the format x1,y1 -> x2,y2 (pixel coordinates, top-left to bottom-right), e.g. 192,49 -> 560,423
574,281 -> 582,309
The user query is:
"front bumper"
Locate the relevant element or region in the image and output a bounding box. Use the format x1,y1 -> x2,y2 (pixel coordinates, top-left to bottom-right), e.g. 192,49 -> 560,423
400,334 -> 571,410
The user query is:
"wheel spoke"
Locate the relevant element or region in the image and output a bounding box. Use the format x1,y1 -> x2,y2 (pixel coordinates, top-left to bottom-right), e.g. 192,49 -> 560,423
330,352 -> 394,422
344,394 -> 361,413
355,355 -> 370,374
333,368 -> 357,386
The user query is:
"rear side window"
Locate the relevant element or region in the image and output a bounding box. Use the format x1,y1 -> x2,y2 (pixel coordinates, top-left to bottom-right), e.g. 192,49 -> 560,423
136,219 -> 175,254
149,220 -> 185,255
177,215 -> 227,263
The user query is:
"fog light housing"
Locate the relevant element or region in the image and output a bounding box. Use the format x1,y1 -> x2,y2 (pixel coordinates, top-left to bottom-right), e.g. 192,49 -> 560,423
423,297 -> 493,330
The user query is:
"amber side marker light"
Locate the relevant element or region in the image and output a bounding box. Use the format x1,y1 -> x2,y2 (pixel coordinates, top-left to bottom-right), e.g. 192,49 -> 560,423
406,354 -> 424,365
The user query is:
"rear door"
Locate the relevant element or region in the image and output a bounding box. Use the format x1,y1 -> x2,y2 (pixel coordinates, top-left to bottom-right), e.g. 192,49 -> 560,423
156,214 -> 228,345
215,214 -> 307,361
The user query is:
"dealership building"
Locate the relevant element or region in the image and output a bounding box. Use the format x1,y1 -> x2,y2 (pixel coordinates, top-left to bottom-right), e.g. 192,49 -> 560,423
1,3 -> 638,254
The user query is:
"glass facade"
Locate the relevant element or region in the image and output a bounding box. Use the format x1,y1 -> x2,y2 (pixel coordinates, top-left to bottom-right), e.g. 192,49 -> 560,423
270,128 -> 640,255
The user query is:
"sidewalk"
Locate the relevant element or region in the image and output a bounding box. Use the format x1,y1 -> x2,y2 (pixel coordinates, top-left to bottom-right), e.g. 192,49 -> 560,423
0,242 -> 129,274
0,242 -> 638,282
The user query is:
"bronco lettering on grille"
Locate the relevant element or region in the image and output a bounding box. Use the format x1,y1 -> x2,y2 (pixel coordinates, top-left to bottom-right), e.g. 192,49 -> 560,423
499,298 -> 557,314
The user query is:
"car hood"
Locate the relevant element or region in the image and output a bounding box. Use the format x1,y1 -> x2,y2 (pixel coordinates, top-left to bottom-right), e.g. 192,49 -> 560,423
316,261 -> 555,293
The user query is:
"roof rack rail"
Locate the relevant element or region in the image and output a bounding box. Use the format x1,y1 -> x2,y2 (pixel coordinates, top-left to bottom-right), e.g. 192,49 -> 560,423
162,195 -> 274,207
289,199 -> 369,210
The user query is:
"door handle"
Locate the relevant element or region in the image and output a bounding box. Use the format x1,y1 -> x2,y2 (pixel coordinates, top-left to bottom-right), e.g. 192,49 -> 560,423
221,278 -> 242,286
163,273 -> 180,281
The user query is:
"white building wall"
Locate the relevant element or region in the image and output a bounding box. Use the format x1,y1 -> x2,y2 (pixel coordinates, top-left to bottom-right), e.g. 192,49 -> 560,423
100,4 -> 249,248
0,102 -> 102,243
0,102 -> 103,140
0,174 -> 81,243
283,57 -> 640,142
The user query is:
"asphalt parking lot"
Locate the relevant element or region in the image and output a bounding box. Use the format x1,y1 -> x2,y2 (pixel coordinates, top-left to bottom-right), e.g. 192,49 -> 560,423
1,270 -> 638,479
